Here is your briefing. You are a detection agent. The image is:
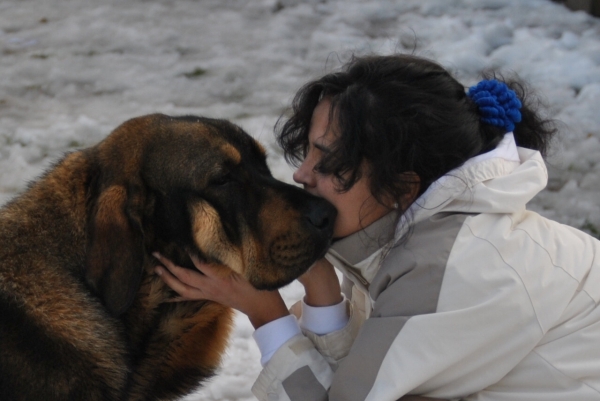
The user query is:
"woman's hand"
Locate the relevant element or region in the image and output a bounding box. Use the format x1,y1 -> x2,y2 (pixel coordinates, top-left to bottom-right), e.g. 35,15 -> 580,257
153,253 -> 289,329
297,258 -> 343,307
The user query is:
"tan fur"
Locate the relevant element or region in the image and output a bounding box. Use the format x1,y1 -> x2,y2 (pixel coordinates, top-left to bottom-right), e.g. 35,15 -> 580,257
191,200 -> 245,274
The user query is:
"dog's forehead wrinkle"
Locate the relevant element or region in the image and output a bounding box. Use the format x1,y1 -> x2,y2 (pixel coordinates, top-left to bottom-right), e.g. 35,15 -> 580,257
141,137 -> 235,190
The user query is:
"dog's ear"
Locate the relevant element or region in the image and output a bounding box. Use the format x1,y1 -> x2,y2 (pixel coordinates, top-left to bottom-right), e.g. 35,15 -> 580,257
85,183 -> 146,317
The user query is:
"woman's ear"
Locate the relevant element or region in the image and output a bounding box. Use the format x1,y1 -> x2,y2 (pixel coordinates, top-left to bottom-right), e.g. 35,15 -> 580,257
85,183 -> 146,316
398,172 -> 421,211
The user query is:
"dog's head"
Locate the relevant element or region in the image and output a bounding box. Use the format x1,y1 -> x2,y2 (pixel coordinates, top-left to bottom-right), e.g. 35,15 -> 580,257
84,114 -> 336,316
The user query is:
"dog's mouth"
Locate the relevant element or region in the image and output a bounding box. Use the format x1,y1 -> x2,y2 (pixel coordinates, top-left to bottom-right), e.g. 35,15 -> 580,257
253,198 -> 336,289
269,230 -> 333,270
269,232 -> 317,268
246,233 -> 334,291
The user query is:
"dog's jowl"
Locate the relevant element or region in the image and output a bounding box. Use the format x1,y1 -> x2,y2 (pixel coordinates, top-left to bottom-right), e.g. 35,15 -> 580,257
0,114 -> 336,401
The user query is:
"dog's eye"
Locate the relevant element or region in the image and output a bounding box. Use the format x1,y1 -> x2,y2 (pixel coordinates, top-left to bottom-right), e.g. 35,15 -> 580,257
211,173 -> 232,187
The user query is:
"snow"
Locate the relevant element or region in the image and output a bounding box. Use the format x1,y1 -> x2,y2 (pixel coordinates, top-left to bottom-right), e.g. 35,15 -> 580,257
1,0 -> 600,399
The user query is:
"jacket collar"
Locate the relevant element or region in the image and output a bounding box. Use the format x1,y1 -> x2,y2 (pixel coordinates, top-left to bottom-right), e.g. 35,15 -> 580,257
396,133 -> 547,238
327,133 -> 548,268
329,210 -> 398,266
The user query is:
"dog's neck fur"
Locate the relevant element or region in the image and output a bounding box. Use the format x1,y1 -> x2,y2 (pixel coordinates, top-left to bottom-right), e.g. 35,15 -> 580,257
0,151 -> 90,276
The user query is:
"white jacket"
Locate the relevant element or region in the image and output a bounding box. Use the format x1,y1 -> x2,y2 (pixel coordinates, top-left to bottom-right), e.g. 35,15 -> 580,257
252,134 -> 600,401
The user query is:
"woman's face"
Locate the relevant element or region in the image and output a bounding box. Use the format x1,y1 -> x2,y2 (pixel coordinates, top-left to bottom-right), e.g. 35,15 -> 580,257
292,98 -> 393,239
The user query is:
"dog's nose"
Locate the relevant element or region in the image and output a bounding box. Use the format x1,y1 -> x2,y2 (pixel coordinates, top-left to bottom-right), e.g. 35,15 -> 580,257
305,199 -> 336,231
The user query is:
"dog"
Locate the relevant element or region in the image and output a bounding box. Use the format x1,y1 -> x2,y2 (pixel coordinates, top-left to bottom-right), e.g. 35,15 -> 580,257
0,114 -> 336,401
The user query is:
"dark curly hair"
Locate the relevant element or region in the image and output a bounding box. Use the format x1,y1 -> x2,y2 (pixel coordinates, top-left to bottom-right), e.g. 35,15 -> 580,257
276,54 -> 556,212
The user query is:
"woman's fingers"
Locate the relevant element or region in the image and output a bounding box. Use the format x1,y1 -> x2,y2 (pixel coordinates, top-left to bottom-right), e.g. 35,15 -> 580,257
153,252 -> 213,301
189,253 -> 222,278
151,252 -> 289,326
165,296 -> 188,303
154,264 -> 205,300
153,252 -> 201,283
153,251 -> 222,279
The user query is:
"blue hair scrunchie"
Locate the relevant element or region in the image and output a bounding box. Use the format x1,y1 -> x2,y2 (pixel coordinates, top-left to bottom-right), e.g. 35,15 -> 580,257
467,79 -> 522,133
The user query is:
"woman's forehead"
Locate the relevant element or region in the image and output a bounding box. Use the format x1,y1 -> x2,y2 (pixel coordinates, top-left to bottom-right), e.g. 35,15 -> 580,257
309,98 -> 338,145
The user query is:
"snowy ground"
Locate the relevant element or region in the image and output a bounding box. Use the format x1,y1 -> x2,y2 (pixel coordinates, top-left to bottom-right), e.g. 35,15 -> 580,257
1,0 -> 600,399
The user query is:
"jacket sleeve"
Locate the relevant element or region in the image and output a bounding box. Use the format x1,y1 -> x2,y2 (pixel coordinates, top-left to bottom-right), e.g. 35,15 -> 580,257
297,296 -> 363,368
251,299 -> 363,401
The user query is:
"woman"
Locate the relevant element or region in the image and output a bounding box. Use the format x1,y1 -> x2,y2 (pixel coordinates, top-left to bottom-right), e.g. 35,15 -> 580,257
154,54 -> 600,400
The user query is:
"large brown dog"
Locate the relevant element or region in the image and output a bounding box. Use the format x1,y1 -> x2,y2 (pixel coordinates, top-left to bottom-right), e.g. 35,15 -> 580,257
0,114 -> 336,401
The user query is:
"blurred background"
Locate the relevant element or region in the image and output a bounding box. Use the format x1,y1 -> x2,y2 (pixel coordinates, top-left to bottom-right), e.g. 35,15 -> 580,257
1,1 -> 600,399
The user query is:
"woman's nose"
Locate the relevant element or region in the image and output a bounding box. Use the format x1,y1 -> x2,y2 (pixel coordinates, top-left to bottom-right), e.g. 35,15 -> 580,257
293,158 -> 316,188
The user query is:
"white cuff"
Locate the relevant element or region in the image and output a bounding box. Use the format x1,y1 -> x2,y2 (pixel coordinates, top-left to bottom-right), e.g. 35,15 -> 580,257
299,295 -> 349,335
252,315 -> 302,366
